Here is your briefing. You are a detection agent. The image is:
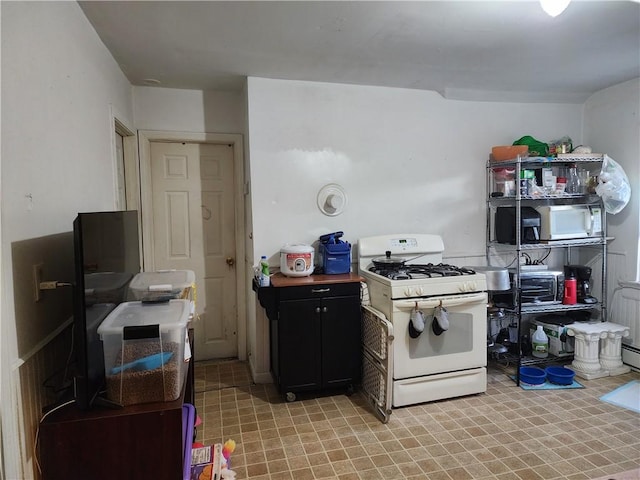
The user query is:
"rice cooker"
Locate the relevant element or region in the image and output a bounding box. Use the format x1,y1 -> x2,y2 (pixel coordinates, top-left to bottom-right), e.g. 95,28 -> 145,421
280,244 -> 314,277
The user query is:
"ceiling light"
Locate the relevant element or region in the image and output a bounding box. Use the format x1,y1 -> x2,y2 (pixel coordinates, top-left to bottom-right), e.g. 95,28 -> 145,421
142,78 -> 161,86
540,0 -> 571,17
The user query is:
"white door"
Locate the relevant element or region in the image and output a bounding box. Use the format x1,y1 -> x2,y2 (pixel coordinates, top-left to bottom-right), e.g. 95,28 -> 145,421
149,141 -> 238,359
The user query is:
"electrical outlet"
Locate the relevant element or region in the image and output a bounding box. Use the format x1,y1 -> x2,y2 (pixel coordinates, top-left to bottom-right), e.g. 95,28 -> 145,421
33,264 -> 43,302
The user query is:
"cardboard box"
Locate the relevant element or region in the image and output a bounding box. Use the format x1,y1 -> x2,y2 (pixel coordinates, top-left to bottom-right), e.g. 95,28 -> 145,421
530,319 -> 575,357
191,444 -> 222,480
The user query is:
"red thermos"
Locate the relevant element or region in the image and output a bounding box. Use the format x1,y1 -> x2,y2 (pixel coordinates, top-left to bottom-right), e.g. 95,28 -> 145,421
563,274 -> 577,305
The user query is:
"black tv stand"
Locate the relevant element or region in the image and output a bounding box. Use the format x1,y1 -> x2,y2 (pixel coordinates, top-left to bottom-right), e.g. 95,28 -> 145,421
38,329 -> 195,480
88,393 -> 124,410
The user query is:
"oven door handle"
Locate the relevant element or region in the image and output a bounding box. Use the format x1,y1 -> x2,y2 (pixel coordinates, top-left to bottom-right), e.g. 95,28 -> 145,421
395,292 -> 486,310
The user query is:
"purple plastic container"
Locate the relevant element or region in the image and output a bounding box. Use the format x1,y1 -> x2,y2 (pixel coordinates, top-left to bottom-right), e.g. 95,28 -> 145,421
182,403 -> 195,480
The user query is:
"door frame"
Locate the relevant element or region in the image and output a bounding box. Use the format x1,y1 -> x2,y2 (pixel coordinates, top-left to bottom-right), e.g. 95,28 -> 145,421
137,130 -> 247,361
109,105 -> 138,211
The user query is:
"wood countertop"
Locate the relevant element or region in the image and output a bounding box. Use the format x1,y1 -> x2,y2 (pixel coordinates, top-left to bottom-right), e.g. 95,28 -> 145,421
270,272 -> 363,288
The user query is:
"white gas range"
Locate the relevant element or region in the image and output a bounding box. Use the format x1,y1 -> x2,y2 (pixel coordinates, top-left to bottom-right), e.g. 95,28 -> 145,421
358,234 -> 488,407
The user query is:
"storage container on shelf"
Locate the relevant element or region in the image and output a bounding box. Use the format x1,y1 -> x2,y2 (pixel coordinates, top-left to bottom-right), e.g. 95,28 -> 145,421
318,231 -> 351,274
84,271 -> 134,305
97,299 -> 191,406
530,318 -> 575,357
128,270 -> 196,316
531,324 -> 549,359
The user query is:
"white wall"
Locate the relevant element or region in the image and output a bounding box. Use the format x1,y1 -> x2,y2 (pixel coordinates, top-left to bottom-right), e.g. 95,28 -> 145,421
1,2 -> 133,477
583,78 -> 640,282
244,77 -> 585,379
246,77 -> 584,263
133,86 -> 245,133
583,78 -> 640,366
2,3 -> 636,472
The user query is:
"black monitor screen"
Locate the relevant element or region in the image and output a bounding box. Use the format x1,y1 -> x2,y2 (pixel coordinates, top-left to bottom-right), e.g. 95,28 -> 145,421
72,210 -> 140,409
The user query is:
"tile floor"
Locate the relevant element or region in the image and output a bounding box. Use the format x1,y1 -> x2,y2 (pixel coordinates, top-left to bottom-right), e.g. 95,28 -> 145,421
193,360 -> 640,480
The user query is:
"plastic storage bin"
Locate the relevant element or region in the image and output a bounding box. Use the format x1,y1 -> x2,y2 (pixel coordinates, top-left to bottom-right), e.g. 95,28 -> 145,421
84,272 -> 134,305
97,299 -> 190,406
128,270 -> 195,305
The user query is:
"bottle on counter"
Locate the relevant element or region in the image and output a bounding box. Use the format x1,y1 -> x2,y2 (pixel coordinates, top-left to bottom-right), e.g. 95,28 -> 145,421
556,176 -> 567,194
563,271 -> 577,305
541,162 -> 556,194
566,163 -> 581,194
532,325 -> 549,359
259,255 -> 270,287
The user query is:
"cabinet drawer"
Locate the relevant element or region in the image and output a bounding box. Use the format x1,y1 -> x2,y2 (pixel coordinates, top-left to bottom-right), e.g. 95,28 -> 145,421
279,282 -> 360,301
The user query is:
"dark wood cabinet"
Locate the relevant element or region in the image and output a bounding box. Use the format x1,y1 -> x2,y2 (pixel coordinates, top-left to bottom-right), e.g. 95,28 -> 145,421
277,296 -> 323,392
39,330 -> 195,480
258,273 -> 362,401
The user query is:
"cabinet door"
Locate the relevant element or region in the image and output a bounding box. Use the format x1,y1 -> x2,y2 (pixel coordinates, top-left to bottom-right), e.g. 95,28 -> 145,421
278,298 -> 322,392
321,295 -> 362,388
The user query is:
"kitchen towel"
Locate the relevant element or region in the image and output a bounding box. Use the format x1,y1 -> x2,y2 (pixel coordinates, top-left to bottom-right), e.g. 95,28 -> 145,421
599,380 -> 640,413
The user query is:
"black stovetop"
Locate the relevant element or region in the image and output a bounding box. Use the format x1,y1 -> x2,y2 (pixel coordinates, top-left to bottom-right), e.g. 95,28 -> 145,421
369,263 -> 477,280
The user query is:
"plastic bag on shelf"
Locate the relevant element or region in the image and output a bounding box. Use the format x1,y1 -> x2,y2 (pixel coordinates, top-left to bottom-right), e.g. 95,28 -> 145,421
512,135 -> 548,157
596,155 -> 631,214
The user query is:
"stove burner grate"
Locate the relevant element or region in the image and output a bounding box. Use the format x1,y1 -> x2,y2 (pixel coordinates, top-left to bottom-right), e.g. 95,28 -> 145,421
369,263 -> 476,279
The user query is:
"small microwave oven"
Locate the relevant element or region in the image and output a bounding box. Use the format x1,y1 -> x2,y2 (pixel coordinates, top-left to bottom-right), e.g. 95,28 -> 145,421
535,205 -> 602,241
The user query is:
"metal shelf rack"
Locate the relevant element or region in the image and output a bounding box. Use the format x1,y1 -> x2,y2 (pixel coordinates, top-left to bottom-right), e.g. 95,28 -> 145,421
486,153 -> 607,385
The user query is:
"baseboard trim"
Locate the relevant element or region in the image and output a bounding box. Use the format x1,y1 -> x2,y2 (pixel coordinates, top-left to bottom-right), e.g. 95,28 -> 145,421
248,361 -> 273,384
622,344 -> 640,371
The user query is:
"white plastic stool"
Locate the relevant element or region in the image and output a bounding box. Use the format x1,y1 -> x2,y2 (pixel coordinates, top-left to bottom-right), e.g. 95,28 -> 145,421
566,322 -> 631,380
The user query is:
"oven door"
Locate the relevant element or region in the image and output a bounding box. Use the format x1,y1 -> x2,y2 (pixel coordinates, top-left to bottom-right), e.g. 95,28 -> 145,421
391,292 -> 487,379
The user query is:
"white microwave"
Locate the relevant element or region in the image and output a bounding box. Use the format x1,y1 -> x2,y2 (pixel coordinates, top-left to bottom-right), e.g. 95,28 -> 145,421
535,205 -> 602,240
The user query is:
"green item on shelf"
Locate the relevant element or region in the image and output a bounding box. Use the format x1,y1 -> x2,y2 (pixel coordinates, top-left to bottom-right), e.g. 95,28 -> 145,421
513,135 -> 549,157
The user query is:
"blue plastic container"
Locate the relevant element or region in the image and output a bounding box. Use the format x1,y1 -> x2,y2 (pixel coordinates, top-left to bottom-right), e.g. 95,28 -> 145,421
318,232 -> 351,274
519,366 -> 546,385
545,366 -> 575,385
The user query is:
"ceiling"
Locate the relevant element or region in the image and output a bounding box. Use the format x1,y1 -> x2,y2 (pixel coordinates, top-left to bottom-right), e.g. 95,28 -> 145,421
79,1 -> 640,103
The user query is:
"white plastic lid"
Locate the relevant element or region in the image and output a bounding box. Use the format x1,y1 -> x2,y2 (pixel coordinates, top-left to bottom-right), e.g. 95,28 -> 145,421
97,299 -> 190,337
280,244 -> 314,254
85,272 -> 133,292
129,270 -> 195,292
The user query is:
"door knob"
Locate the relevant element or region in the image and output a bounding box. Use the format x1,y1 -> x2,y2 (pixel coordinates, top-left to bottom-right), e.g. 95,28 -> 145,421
226,257 -> 235,267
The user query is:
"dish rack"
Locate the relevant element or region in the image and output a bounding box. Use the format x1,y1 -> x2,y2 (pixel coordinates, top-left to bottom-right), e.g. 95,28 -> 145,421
361,305 -> 394,423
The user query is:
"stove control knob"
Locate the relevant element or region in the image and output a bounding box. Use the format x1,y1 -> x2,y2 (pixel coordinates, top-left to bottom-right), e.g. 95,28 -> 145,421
404,287 -> 413,297
416,286 -> 424,296
460,281 -> 477,292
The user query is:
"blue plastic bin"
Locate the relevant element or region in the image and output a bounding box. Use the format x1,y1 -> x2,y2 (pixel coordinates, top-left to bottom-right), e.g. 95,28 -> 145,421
318,239 -> 351,274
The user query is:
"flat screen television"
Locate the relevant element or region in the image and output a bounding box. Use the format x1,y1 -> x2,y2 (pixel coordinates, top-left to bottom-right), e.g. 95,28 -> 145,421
72,210 -> 141,409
